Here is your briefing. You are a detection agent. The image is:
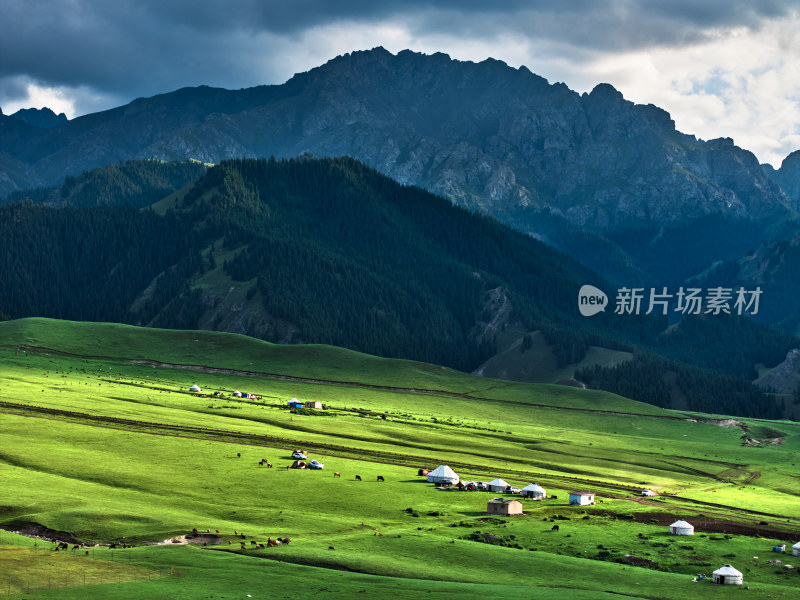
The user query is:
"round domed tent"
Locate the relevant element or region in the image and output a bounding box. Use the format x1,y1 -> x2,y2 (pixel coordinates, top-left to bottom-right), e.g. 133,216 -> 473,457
189,384 -> 202,393
669,519 -> 694,535
426,465 -> 459,485
487,478 -> 510,493
793,541 -> 800,557
521,483 -> 547,499
712,564 -> 743,585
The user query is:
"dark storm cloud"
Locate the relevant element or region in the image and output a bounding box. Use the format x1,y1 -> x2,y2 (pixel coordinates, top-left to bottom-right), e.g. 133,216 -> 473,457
1,0 -> 796,115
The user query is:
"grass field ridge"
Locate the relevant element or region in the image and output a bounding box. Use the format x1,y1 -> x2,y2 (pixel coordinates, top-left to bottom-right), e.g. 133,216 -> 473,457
1,318 -> 799,598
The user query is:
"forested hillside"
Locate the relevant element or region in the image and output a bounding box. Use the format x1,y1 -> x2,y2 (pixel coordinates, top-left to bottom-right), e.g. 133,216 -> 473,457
1,156 -> 796,418
1,159 -> 207,208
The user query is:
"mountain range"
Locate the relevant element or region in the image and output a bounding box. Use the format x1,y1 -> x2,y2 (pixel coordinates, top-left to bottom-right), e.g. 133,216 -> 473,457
3,47 -> 800,418
4,48 -> 800,295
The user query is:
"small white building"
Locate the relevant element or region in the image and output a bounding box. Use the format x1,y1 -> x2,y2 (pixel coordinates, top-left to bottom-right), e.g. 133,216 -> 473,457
487,478 -> 510,493
189,384 -> 202,393
669,520 -> 694,535
712,564 -> 743,585
521,483 -> 547,500
426,465 -> 460,485
569,491 -> 595,506
793,541 -> 800,557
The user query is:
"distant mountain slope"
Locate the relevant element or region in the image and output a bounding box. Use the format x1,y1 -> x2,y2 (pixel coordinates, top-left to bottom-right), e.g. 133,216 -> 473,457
9,107 -> 68,128
0,156 -> 623,372
2,49 -> 791,226
9,157 -> 800,415
1,156 -> 794,418
1,159 -> 208,208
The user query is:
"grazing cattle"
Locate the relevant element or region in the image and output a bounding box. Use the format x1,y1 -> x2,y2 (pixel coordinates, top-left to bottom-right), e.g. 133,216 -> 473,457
85,550 -> 90,555
192,528 -> 199,535
329,546 -> 335,550
72,544 -> 80,550
377,475 -> 384,482
333,472 -> 341,478
551,524 -> 560,531
251,540 -> 257,545
267,462 -> 272,468
215,529 -> 220,533
281,538 -> 291,545
355,475 -> 362,481
257,544 -> 263,549
237,452 -> 241,458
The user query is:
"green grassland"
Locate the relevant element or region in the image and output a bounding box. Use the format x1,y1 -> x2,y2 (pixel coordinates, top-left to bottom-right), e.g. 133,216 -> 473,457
1,318 -> 799,599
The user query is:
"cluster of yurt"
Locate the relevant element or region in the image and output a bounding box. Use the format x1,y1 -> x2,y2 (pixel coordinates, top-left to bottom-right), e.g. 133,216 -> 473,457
424,468 -> 552,504
793,541 -> 800,557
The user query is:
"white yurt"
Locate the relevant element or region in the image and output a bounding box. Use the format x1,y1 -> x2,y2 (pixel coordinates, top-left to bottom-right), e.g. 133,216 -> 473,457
793,541 -> 800,557
426,465 -> 460,485
487,478 -> 510,493
189,384 -> 202,393
712,564 -> 743,585
521,483 -> 547,499
668,519 -> 694,535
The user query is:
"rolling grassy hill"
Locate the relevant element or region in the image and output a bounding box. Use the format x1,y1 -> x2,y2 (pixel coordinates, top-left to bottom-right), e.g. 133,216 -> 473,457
1,318 -> 799,599
2,156 -> 797,421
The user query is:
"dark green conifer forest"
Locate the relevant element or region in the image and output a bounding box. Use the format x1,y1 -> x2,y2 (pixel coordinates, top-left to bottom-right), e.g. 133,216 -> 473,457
0,156 -> 795,418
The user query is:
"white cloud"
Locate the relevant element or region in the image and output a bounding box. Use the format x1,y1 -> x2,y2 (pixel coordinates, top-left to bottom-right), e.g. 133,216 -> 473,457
564,15 -> 800,166
2,79 -> 76,118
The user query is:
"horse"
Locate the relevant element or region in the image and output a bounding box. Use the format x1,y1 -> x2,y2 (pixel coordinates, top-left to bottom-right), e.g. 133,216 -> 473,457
333,472 -> 341,478
355,475 -> 362,481
377,475 -> 384,482
551,524 -> 560,531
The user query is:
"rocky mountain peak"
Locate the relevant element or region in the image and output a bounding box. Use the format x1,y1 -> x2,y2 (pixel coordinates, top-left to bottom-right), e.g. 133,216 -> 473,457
11,107 -> 68,128
755,348 -> 800,394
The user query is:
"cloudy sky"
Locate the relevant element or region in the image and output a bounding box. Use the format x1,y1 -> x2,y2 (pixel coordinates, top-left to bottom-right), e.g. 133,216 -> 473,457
3,0 -> 800,166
